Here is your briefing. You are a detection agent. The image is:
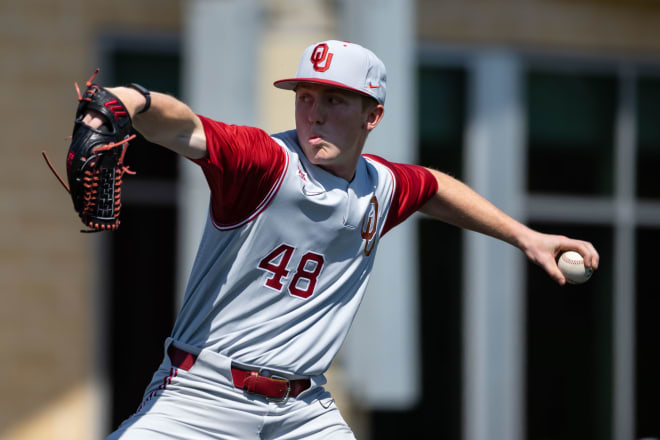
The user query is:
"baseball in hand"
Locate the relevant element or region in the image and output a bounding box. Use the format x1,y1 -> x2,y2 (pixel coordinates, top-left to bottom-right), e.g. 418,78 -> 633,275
558,251 -> 593,284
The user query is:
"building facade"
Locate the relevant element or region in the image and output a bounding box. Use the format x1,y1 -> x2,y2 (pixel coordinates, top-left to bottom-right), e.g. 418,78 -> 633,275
1,1 -> 659,439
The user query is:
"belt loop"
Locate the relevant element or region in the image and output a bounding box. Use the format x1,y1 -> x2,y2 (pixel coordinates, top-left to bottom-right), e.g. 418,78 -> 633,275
243,371 -> 260,394
167,345 -> 198,371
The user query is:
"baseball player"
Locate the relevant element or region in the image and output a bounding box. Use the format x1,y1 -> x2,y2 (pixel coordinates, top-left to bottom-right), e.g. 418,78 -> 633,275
80,40 -> 599,439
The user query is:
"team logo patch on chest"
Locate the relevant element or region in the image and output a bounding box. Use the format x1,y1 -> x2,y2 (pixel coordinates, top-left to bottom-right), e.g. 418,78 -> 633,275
360,196 -> 379,256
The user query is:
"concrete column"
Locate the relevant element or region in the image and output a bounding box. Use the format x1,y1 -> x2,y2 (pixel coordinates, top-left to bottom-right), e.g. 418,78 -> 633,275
613,66 -> 636,440
463,51 -> 525,440
178,0 -> 260,306
339,0 -> 420,408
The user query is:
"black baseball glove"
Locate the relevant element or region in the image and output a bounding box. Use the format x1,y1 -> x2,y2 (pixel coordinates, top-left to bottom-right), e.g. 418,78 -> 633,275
43,69 -> 136,232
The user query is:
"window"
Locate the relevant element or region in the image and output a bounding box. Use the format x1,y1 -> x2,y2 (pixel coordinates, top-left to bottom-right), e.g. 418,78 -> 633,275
635,227 -> 660,436
526,223 -> 613,440
527,71 -> 616,196
98,36 -> 181,430
636,76 -> 660,199
418,67 -> 466,178
417,66 -> 466,439
526,61 -> 660,439
369,65 -> 466,439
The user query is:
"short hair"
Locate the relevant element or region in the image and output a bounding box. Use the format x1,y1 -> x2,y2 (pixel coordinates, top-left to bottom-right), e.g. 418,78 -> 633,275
361,95 -> 379,112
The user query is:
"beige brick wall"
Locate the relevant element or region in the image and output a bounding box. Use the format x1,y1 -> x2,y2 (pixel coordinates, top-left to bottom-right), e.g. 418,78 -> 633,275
0,0 -> 181,437
418,0 -> 660,58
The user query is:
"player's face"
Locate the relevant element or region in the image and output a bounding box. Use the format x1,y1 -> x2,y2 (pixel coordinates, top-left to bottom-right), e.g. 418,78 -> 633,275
295,84 -> 383,181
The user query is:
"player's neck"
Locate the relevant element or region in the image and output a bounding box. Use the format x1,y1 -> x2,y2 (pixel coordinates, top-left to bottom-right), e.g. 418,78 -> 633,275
314,147 -> 363,182
318,162 -> 357,182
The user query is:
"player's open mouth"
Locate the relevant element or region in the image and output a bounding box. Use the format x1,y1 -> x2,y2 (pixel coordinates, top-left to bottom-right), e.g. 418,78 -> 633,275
308,136 -> 323,145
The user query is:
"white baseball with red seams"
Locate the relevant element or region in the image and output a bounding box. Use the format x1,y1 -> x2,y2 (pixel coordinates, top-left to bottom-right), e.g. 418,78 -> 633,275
558,251 -> 593,284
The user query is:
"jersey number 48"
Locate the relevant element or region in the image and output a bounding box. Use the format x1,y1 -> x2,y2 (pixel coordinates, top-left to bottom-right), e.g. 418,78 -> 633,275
257,244 -> 325,299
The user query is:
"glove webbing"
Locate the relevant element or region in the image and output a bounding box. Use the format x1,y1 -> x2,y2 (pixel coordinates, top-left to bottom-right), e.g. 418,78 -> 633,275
42,136 -> 136,233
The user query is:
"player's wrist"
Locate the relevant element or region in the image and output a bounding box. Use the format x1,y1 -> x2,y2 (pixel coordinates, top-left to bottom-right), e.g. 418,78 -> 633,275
126,83 -> 151,115
105,86 -> 146,117
512,224 -> 537,255
125,83 -> 151,115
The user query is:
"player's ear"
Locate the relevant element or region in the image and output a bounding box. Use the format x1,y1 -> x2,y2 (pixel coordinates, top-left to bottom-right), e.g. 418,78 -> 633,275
364,104 -> 384,131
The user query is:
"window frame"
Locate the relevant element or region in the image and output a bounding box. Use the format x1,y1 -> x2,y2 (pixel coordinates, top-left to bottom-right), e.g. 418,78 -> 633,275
419,43 -> 660,440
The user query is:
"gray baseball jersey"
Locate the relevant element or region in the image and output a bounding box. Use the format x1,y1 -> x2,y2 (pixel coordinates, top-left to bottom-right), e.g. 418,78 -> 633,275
170,116 -> 437,377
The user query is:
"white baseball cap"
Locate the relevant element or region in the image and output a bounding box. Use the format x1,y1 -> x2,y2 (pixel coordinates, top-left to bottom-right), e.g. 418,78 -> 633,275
274,40 -> 387,105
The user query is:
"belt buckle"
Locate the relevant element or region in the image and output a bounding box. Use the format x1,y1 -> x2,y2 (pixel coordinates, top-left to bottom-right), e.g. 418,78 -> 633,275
259,368 -> 291,402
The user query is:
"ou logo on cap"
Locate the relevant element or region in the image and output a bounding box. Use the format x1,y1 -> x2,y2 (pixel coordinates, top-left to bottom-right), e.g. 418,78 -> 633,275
310,43 -> 333,72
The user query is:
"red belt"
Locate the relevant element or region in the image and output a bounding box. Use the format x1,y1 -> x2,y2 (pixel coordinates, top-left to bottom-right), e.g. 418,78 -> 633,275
168,345 -> 311,400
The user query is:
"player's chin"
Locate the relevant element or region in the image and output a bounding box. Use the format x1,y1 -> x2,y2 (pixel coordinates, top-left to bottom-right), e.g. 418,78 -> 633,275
306,146 -> 336,165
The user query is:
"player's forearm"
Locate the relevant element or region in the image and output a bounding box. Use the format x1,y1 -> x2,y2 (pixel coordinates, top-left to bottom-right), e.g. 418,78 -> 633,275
419,168 -> 534,251
106,87 -> 208,159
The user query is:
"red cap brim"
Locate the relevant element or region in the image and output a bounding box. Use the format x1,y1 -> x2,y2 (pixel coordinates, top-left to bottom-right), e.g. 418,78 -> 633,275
273,77 -> 374,100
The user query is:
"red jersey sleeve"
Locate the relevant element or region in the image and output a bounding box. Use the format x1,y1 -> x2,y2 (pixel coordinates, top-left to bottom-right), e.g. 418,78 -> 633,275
364,154 -> 438,236
193,115 -> 288,228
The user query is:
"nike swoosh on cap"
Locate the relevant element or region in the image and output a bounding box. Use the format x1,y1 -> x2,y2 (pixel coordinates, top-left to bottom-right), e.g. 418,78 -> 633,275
368,82 -> 380,88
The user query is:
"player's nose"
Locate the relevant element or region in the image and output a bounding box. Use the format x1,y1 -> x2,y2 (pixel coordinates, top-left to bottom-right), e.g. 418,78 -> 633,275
307,101 -> 325,124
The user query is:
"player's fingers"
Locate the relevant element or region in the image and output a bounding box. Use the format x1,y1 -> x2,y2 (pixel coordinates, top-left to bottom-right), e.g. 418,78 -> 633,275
82,109 -> 105,129
558,239 -> 599,270
540,254 -> 567,286
582,245 -> 599,270
583,243 -> 599,270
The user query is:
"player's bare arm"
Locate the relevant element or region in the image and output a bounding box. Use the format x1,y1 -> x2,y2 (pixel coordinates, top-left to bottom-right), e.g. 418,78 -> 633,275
419,168 -> 600,285
82,86 -> 207,159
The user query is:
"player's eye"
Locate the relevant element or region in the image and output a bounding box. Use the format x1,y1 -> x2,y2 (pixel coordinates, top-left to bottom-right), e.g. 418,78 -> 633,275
297,94 -> 312,104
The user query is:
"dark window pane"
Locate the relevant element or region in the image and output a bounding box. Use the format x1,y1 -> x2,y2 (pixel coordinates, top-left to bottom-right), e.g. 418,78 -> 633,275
112,51 -> 181,97
106,47 -> 180,430
418,67 -> 466,178
526,224 -> 613,440
418,219 -> 462,439
122,134 -> 179,181
109,205 -> 177,427
527,72 -> 616,196
111,51 -> 180,180
636,76 -> 660,199
371,66 -> 466,439
635,227 -> 660,437
370,220 -> 463,439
